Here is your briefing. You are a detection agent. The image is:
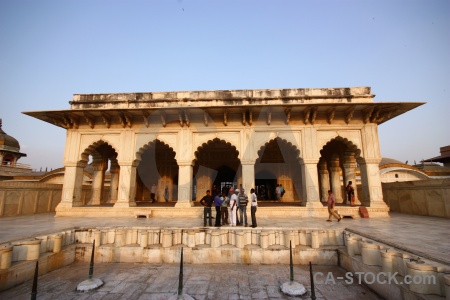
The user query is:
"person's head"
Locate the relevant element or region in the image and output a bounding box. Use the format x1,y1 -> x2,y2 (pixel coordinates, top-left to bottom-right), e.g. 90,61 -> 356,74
222,192 -> 227,197
348,181 -> 352,185
250,188 -> 255,193
234,189 -> 240,194
328,190 -> 332,194
206,190 -> 210,195
240,188 -> 245,194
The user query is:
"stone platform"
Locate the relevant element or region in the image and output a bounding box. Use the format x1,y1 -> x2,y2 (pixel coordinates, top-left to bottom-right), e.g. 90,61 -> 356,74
0,212 -> 448,299
53,202 -> 389,218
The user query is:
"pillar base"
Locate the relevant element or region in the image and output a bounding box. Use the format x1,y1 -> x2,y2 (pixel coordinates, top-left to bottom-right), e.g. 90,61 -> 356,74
113,201 -> 137,208
368,202 -> 389,209
175,201 -> 194,208
306,201 -> 325,209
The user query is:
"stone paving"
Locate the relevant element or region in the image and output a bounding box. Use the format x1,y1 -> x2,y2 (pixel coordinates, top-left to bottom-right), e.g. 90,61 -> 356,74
0,262 -> 382,300
0,212 -> 449,299
1,212 -> 449,264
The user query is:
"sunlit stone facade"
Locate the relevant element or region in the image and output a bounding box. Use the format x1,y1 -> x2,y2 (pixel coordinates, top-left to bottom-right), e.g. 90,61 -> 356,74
24,87 -> 423,217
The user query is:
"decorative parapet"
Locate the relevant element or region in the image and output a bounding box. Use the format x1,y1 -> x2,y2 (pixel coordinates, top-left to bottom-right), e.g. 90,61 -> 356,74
343,231 -> 450,299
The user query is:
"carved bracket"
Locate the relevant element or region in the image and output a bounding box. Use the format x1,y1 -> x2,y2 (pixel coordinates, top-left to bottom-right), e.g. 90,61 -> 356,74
83,112 -> 95,129
327,107 -> 336,125
345,106 -> 355,124
101,112 -> 111,128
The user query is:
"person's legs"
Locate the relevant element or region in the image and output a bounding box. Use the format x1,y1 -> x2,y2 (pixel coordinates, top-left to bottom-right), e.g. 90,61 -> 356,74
204,207 -> 208,226
230,207 -> 236,226
251,206 -> 257,227
215,206 -> 221,226
239,206 -> 243,225
207,208 -> 212,226
243,207 -> 248,226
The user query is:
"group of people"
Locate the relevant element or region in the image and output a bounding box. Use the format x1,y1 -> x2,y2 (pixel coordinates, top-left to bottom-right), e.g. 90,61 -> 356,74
200,187 -> 258,228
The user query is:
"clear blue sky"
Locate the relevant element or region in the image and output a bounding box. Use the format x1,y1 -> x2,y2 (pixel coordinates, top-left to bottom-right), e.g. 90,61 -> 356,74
0,0 -> 449,170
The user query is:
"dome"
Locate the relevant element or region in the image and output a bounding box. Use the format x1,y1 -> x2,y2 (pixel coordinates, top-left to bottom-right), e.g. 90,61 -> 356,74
0,119 -> 21,152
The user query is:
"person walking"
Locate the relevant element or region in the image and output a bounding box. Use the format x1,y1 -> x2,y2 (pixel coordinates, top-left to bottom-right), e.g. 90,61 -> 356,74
250,188 -> 258,228
238,188 -> 249,226
200,190 -> 214,226
220,192 -> 229,225
327,190 -> 341,222
214,191 -> 223,227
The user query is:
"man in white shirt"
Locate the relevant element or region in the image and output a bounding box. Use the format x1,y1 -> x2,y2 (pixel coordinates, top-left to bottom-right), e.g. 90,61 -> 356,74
229,189 -> 239,226
250,188 -> 258,228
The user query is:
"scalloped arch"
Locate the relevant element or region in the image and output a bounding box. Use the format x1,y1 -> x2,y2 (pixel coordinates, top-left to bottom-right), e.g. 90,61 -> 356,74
320,136 -> 362,158
256,137 -> 301,162
80,140 -> 118,163
193,138 -> 240,164
135,139 -> 177,163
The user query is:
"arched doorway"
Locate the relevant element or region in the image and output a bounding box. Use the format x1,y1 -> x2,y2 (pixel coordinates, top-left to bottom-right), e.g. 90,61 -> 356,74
193,138 -> 240,199
136,140 -> 178,202
82,141 -> 119,206
255,138 -> 303,202
319,137 -> 361,205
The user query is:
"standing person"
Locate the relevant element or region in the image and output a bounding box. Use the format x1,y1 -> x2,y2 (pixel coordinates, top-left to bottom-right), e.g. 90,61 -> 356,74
238,188 -> 249,227
164,186 -> 169,202
200,190 -> 214,226
229,189 -> 238,226
279,184 -> 285,201
275,184 -> 281,201
327,190 -> 341,222
151,183 -> 157,203
220,192 -> 229,225
214,191 -> 223,227
250,188 -> 258,228
346,181 -> 355,206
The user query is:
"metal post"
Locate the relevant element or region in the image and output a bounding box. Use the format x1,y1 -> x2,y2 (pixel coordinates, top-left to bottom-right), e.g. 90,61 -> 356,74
89,240 -> 95,280
289,240 -> 294,283
309,261 -> 316,300
178,247 -> 183,296
30,261 -> 38,300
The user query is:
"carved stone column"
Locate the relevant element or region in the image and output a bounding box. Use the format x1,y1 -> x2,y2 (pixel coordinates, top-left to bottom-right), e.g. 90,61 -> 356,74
302,159 -> 323,208
90,156 -> 107,205
109,160 -> 120,203
318,158 -> 330,203
329,154 -> 343,203
343,151 -> 360,205
57,161 -> 86,209
113,161 -> 137,208
360,159 -> 388,208
175,162 -> 194,208
241,161 -> 255,196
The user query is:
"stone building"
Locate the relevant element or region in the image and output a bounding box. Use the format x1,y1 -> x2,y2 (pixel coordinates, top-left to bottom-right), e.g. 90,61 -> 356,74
0,119 -> 30,179
23,87 -> 423,217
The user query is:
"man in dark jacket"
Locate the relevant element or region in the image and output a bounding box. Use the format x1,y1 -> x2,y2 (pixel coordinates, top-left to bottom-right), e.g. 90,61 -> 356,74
200,190 -> 214,226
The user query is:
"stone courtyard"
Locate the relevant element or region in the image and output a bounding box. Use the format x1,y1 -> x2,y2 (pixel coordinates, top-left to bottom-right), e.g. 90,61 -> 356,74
0,262 -> 382,300
0,212 -> 449,299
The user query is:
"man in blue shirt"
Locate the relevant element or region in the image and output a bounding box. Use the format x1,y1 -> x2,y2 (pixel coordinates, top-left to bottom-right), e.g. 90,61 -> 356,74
214,191 -> 224,227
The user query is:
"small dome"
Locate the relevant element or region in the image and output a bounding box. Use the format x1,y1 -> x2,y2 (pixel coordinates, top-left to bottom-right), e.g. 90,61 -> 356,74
379,157 -> 405,166
0,119 -> 21,152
